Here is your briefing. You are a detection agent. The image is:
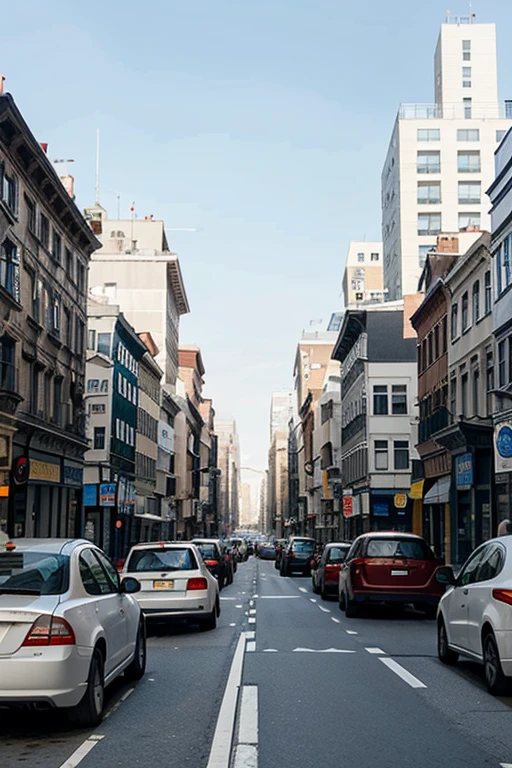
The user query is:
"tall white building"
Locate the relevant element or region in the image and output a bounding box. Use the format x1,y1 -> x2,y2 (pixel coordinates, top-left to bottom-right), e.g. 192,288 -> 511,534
382,17 -> 512,301
270,390 -> 295,439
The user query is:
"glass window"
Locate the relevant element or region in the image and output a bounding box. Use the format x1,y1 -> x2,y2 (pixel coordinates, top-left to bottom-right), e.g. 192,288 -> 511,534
458,547 -> 486,587
0,239 -> 20,303
417,129 -> 440,141
463,97 -> 472,119
458,181 -> 480,204
79,549 -> 115,595
459,212 -> 480,231
53,378 -> 62,425
484,270 -> 492,313
417,182 -> 441,204
458,151 -> 480,172
475,544 -> 505,582
392,385 -> 407,414
127,547 -> 198,572
461,372 -> 468,415
357,252 -> 364,262
370,252 -> 379,261
457,129 -> 479,142
94,551 -> 120,591
486,350 -> 494,416
65,249 -> 74,281
93,426 -> 106,450
417,151 -> 440,174
51,231 -> 62,262
498,341 -> 506,387
3,172 -> 18,214
97,333 -> 111,356
496,246 -> 503,295
497,130 -> 507,143
366,538 -> 433,560
442,316 -> 448,353
394,441 -> 409,470
418,213 -> 441,236
473,367 -> 480,416
462,40 -> 471,51
373,385 -> 388,415
419,244 -> 435,267
374,440 -> 388,470
504,236 -> 511,288
450,376 -> 456,418
0,551 -> 70,595
26,196 -> 36,232
39,213 -> 49,249
461,292 -> 469,331
472,280 -> 480,323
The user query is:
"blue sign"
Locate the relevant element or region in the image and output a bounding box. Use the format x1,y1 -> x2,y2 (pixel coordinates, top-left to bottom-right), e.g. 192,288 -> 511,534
373,502 -> 389,517
83,484 -> 97,507
63,464 -> 83,487
455,453 -> 473,489
496,425 -> 512,459
100,483 -> 116,507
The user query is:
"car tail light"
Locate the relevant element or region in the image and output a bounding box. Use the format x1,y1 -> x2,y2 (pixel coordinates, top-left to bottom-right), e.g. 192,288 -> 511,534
205,559 -> 219,567
226,555 -> 231,562
187,577 -> 208,590
325,564 -> 338,571
23,616 -> 76,647
493,589 -> 512,606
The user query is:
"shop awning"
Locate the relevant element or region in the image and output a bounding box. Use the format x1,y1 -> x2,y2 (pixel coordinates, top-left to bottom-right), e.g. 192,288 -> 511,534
410,480 -> 424,500
423,476 -> 451,505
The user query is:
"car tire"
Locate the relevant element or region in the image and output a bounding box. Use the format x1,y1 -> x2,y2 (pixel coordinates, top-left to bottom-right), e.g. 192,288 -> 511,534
437,618 -> 458,666
216,596 -> 221,617
200,607 -> 217,631
280,562 -> 286,577
484,632 -> 509,695
68,648 -> 105,727
125,619 -> 147,681
345,589 -> 358,619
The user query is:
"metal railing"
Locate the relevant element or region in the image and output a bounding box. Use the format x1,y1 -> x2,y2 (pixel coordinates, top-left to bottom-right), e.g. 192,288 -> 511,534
399,102 -> 512,120
418,407 -> 450,444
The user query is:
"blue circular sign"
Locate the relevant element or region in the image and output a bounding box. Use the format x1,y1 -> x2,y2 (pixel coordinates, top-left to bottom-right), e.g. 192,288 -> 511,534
497,425 -> 512,459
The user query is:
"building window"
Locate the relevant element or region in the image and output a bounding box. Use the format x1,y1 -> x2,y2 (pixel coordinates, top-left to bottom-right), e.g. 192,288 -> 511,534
461,372 -> 468,416
65,307 -> 72,348
496,245 -> 503,295
463,97 -> 472,119
39,213 -> 50,249
417,151 -> 440,174
451,303 -> 458,340
391,385 -> 407,414
417,182 -> 441,204
26,196 -> 36,232
428,332 -> 433,366
504,236 -> 511,288
65,249 -> 74,282
458,181 -> 480,204
461,292 -> 469,332
434,325 -> 439,359
473,367 -> 480,416
97,333 -> 111,357
417,128 -> 440,142
458,151 -> 480,173
497,130 -> 507,143
53,377 -> 62,425
462,66 -> 472,88
30,363 -> 40,414
321,399 -> 334,424
75,318 -> 85,357
2,171 -> 18,214
421,339 -> 427,372
463,50 -> 471,61
509,337 -> 512,385
87,379 -> 99,393
373,385 -> 388,415
459,212 -> 480,231
484,270 -> 492,313
0,334 -> 15,391
486,349 -> 494,416
52,231 -> 62,262
462,40 -> 471,51
394,441 -> 409,470
374,440 -> 388,470
88,329 -> 96,350
0,239 -> 20,303
357,252 -> 364,262
498,341 -> 506,387
457,129 -> 479,141
442,316 -> 447,353
77,262 -> 86,294
472,280 -> 480,323
52,294 -> 61,335
418,213 -> 441,236
370,252 -> 379,261
450,376 -> 457,419
93,427 -> 106,450
419,244 -> 435,267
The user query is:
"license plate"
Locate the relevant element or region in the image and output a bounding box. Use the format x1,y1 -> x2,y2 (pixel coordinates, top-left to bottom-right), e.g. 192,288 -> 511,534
153,580 -> 174,590
391,570 -> 409,576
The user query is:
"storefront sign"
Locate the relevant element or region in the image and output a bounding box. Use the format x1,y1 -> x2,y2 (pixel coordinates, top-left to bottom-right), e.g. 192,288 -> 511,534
394,493 -> 407,509
83,484 -> 97,507
495,421 -> 512,473
342,494 -> 353,518
455,453 -> 473,490
29,459 -> 60,484
373,501 -> 389,517
63,464 -> 83,487
99,483 -> 116,507
158,422 -> 174,454
410,480 -> 424,500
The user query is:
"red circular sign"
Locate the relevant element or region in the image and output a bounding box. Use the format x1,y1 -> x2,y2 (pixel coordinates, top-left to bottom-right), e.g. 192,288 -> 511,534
115,520 -> 123,529
13,457 -> 29,485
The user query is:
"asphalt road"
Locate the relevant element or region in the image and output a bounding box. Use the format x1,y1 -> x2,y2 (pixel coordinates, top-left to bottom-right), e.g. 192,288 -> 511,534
4,557 -> 512,768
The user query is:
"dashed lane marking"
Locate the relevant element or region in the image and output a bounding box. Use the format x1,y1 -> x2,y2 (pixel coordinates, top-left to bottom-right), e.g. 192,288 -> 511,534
365,647 -> 385,655
299,587 -> 308,593
248,617 -> 256,624
59,735 -> 105,768
380,658 -> 427,689
292,647 -> 356,654
249,609 -> 256,615
318,606 -> 330,613
309,598 -> 317,603
103,687 -> 134,720
258,595 -> 300,599
246,641 -> 256,653
346,630 -> 358,635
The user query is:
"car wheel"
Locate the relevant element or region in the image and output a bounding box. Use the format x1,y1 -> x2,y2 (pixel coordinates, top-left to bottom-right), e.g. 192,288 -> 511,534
280,562 -> 286,577
68,648 -> 105,727
216,596 -> 221,617
484,632 -> 509,695
125,619 -> 147,681
345,589 -> 358,619
437,618 -> 458,666
200,607 -> 217,631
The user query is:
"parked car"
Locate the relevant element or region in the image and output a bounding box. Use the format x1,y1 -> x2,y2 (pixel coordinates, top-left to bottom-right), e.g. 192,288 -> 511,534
246,541 -> 254,557
0,538 -> 145,727
338,532 -> 446,618
312,543 -> 351,599
274,539 -> 287,570
436,535 -> 512,695
257,541 -> 277,561
191,538 -> 227,590
124,541 -> 220,630
222,544 -> 235,585
230,537 -> 248,562
280,537 -> 316,577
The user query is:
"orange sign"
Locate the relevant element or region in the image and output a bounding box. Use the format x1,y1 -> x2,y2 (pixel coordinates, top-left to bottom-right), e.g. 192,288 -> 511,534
394,493 -> 407,509
343,495 -> 353,518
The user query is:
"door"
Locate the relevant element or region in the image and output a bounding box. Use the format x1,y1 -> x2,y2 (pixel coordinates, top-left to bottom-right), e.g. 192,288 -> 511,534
446,546 -> 486,650
79,548 -> 127,676
466,543 -> 505,656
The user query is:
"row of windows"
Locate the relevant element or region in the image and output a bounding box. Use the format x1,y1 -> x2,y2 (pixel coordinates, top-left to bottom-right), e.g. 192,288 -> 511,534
115,418 -> 135,446
449,352 -> 492,420
87,378 -> 109,393
417,212 -> 481,236
451,272 -> 492,340
135,452 -> 157,481
417,128 -> 506,143
117,342 -> 138,376
374,440 -> 410,471
417,150 -> 481,174
88,330 -> 112,357
497,338 -> 512,390
138,368 -> 161,403
419,317 -> 448,373
495,235 -> 512,297
356,252 -> 380,263
373,384 -> 408,415
417,181 -> 481,205
28,363 -> 64,423
117,372 -> 138,405
137,407 -> 158,442
24,266 -> 85,355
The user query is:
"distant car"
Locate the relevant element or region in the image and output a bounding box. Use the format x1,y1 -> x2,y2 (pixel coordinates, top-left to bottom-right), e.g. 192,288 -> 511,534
230,538 -> 248,562
246,541 -> 254,556
223,541 -> 237,574
0,538 -> 145,727
338,532 -> 445,618
312,543 -> 351,599
280,537 -> 316,577
437,535 -> 512,695
124,541 -> 220,630
274,539 -> 287,570
191,539 -> 227,590
258,541 -> 277,561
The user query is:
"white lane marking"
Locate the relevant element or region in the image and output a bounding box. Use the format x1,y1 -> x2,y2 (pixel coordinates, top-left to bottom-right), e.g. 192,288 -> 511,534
500,763 -> 512,767
248,617 -> 256,624
249,600 -> 254,607
233,744 -> 258,768
309,598 -> 317,603
262,649 -> 278,652
236,604 -> 243,608
220,597 -> 237,600
299,587 -> 308,593
230,623 -> 237,627
246,641 -> 256,653
247,631 -> 255,639
380,658 -> 427,689
331,617 -> 340,624
249,609 -> 256,615
103,687 -> 134,719
238,685 -> 258,744
292,647 -> 356,654
253,594 -> 259,598
318,606 -> 330,613
59,735 -> 105,768
206,631 -> 252,768
345,630 -> 358,635
258,596 -> 300,599
365,647 -> 385,655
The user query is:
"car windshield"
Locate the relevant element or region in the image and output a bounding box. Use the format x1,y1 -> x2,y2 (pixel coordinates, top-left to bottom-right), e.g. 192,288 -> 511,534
365,539 -> 434,560
0,551 -> 70,595
195,544 -> 217,560
327,547 -> 348,563
127,548 -> 197,572
292,541 -> 315,553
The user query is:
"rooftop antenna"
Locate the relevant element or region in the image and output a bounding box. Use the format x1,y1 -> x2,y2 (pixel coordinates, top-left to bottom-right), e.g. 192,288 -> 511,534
95,129 -> 100,205
469,0 -> 474,21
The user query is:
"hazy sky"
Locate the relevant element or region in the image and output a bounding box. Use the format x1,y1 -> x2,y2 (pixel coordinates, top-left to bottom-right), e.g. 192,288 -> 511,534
4,0 -> 512,468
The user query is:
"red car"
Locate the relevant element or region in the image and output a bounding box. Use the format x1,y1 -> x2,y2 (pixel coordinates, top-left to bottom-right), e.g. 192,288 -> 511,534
338,532 -> 446,618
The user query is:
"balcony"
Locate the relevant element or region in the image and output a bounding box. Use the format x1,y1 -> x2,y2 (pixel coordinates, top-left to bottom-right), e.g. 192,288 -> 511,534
0,363 -> 22,415
418,407 -> 450,444
399,102 -> 512,120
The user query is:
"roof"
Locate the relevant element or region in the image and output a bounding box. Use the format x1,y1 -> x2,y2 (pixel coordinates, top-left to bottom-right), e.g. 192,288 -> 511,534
127,541 -> 195,550
2,538 -> 89,553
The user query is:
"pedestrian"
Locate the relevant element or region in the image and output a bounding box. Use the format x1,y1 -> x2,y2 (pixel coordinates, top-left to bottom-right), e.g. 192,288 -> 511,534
497,519 -> 512,536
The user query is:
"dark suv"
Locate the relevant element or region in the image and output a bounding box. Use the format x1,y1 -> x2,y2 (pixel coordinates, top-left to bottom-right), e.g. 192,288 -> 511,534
191,539 -> 227,590
280,537 -> 316,577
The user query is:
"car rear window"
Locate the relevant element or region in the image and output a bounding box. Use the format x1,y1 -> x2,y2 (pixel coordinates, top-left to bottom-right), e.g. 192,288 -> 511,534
0,552 -> 70,595
292,541 -> 315,553
127,548 -> 197,572
365,539 -> 433,560
327,547 -> 348,563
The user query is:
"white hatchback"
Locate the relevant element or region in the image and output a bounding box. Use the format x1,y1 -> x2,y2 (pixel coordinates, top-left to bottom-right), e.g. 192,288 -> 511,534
437,534 -> 512,694
0,538 -> 145,726
123,542 -> 220,630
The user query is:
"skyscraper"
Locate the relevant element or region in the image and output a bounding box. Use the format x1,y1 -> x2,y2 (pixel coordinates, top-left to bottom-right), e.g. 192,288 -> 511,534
270,390 -> 295,439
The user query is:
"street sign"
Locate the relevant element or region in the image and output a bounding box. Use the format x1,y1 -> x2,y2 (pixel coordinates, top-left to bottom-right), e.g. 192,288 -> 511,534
495,422 -> 512,473
343,495 -> 353,518
455,453 -> 473,489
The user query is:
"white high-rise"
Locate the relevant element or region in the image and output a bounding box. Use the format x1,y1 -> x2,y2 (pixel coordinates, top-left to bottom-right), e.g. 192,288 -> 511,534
382,16 -> 512,301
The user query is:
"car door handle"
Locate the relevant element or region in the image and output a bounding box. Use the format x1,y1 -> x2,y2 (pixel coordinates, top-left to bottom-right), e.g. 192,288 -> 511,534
463,589 -> 469,595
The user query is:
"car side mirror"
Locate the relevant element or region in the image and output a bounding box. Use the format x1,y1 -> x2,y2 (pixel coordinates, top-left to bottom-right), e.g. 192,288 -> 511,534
120,576 -> 141,594
435,566 -> 455,586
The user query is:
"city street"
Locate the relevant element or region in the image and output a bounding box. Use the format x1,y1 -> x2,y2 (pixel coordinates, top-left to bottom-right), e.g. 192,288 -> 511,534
5,558 -> 512,767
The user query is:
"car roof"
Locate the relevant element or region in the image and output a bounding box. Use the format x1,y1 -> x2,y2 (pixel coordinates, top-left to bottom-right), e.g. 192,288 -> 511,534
128,541 -> 196,551
2,538 -> 90,555
325,542 -> 351,548
356,532 -> 422,540
191,538 -> 219,545
290,536 -> 315,541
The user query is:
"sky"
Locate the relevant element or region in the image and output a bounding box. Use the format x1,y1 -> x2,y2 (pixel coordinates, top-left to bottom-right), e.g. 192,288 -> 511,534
4,0 -> 512,469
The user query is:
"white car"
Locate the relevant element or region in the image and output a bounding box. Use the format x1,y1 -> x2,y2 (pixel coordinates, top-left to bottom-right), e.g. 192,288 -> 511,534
123,542 -> 220,630
0,538 -> 145,726
437,534 -> 512,694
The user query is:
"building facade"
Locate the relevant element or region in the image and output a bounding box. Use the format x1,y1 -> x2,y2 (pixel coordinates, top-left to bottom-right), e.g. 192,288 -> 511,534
342,241 -> 384,307
216,418 -> 240,535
